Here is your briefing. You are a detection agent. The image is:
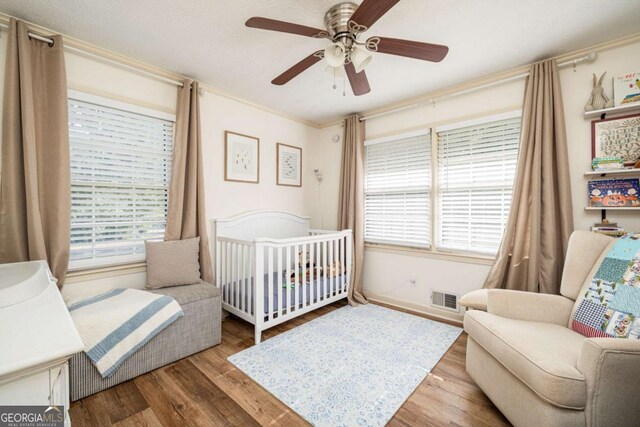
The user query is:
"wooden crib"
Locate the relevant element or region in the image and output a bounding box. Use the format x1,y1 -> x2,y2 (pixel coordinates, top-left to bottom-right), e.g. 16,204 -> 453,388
213,210 -> 352,344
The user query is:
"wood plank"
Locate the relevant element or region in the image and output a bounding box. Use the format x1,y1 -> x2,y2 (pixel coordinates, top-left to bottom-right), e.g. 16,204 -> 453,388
70,300 -> 509,427
112,408 -> 163,427
165,359 -> 260,426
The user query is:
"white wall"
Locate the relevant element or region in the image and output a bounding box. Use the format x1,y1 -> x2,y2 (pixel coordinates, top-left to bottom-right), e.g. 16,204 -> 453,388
311,40 -> 640,322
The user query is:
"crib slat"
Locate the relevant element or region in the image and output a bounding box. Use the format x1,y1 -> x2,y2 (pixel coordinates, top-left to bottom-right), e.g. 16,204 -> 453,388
333,239 -> 342,293
243,244 -> 248,313
246,244 -> 250,314
336,237 -> 344,294
340,235 -> 346,294
277,246 -> 283,318
286,246 -> 292,315
232,243 -> 237,307
309,242 -> 314,305
315,242 -> 322,302
268,247 -> 274,321
224,242 -> 229,304
250,245 -> 254,316
293,244 -> 299,312
227,242 -> 232,305
322,240 -> 327,301
329,238 -> 335,295
302,243 -> 307,308
215,239 -> 221,292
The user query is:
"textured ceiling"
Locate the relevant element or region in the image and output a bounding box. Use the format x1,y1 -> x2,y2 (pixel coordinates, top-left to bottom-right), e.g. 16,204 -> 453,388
2,0 -> 640,125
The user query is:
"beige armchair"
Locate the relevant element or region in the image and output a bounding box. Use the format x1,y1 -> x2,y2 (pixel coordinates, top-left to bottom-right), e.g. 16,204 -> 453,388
463,231 -> 640,427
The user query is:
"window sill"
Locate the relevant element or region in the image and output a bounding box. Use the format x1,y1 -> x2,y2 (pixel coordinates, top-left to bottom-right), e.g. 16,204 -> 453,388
65,262 -> 147,283
364,242 -> 495,266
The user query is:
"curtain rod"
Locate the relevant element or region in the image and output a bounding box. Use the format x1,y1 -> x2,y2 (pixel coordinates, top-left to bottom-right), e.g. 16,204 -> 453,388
359,51 -> 597,122
0,22 -> 186,88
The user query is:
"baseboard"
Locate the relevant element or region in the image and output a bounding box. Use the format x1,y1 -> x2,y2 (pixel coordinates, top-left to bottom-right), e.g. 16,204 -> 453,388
363,291 -> 464,326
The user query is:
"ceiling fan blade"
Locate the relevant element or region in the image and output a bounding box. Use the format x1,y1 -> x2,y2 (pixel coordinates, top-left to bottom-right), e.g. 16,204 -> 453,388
246,17 -> 327,38
345,62 -> 371,96
368,36 -> 449,62
349,0 -> 400,31
272,51 -> 324,85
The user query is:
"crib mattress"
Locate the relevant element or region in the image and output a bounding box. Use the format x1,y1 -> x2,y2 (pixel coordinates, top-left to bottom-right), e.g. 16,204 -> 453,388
221,272 -> 346,315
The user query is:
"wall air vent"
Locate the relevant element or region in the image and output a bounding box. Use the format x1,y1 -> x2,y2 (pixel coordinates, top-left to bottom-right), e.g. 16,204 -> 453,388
430,290 -> 459,312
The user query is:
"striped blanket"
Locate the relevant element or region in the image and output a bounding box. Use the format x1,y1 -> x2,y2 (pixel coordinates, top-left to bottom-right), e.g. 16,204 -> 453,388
66,288 -> 183,377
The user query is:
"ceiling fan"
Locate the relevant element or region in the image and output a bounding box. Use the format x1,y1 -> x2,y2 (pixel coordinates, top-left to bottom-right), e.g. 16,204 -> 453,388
245,0 -> 449,96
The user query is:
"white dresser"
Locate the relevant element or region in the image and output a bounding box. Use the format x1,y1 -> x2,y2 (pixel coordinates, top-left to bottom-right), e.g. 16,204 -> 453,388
0,261 -> 84,426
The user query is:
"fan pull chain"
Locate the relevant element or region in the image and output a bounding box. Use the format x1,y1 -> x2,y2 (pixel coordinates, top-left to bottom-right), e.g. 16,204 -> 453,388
333,67 -> 337,90
343,76 -> 346,97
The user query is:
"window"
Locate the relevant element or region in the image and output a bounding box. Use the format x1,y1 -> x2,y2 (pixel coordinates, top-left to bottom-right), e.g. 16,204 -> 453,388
436,115 -> 521,255
68,91 -> 175,270
364,131 -> 431,247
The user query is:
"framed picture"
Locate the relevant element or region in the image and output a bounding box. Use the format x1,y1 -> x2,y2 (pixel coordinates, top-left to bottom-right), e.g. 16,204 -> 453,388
591,113 -> 640,166
613,72 -> 640,107
276,143 -> 302,187
225,131 -> 259,183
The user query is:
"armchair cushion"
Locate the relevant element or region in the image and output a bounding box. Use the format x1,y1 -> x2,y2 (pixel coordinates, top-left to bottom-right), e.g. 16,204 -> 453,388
487,289 -> 574,326
465,310 -> 587,409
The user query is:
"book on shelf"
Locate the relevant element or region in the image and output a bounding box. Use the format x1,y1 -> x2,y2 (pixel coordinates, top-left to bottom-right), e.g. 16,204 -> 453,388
588,178 -> 640,207
592,156 -> 625,171
591,226 -> 626,237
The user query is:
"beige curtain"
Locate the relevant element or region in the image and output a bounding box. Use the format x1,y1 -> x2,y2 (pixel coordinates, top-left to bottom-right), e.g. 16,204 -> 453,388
165,80 -> 213,284
484,59 -> 574,294
338,115 -> 367,305
0,19 -> 70,286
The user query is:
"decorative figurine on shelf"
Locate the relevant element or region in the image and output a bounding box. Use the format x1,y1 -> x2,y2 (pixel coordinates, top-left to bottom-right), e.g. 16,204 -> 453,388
585,72 -> 615,111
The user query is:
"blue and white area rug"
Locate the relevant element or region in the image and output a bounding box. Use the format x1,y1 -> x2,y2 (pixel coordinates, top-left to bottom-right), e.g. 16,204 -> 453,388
228,304 -> 462,426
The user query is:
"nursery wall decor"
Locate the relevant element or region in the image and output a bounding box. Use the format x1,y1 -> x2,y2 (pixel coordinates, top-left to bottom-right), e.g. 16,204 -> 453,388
225,131 -> 260,183
614,71 -> 640,107
585,72 -> 614,111
591,113 -> 640,165
277,143 -> 302,187
588,178 -> 640,208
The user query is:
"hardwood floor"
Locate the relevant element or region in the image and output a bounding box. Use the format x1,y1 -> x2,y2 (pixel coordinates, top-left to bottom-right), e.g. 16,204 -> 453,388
69,301 -> 510,426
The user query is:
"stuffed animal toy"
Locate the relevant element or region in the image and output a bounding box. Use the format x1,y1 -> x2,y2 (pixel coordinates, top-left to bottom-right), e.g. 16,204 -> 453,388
585,72 -> 614,111
283,251 -> 323,287
327,261 -> 342,277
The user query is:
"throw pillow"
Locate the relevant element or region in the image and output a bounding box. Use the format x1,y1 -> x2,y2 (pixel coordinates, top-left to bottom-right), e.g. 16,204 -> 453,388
146,237 -> 201,289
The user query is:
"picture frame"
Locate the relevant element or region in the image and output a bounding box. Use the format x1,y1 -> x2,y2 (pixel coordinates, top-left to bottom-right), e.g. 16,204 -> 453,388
591,113 -> 640,166
613,72 -> 640,107
224,131 -> 260,183
276,143 -> 302,187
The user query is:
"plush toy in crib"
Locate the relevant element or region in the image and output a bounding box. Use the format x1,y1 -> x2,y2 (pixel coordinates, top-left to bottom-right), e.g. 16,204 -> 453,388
282,251 -> 330,287
327,261 -> 342,277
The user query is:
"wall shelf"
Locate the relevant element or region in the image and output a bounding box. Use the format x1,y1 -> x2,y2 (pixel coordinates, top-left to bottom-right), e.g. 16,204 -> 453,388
584,168 -> 640,177
584,103 -> 640,119
584,207 -> 639,211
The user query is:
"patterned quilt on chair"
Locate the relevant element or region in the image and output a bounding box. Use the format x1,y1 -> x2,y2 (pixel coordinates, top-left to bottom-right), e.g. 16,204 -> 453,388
572,233 -> 640,339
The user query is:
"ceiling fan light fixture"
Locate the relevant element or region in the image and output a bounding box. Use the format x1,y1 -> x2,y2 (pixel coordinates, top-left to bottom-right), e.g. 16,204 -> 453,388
324,65 -> 345,77
350,46 -> 372,73
324,41 -> 346,67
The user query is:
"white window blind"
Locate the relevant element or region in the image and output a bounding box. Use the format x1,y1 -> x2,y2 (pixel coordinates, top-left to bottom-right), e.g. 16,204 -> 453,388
437,116 -> 521,255
364,132 -> 431,248
68,94 -> 175,269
